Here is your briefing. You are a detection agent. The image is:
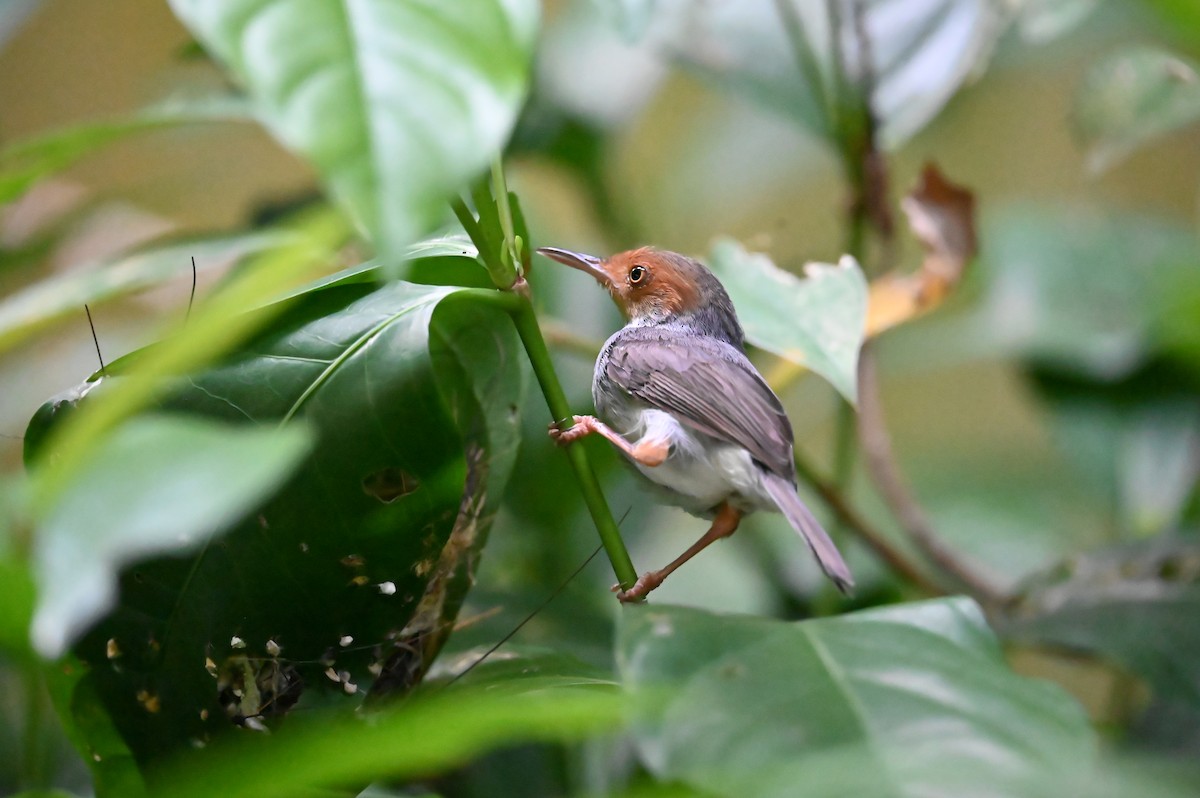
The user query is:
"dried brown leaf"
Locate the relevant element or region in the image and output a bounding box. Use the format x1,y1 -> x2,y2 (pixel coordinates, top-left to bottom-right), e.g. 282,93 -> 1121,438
866,164 -> 977,337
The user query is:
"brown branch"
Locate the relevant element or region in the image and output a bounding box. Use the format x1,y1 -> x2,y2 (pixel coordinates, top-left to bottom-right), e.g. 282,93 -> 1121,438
794,449 -> 947,596
856,346 -> 1007,606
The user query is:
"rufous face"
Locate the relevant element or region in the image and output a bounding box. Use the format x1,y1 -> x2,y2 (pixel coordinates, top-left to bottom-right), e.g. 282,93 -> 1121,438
539,246 -> 701,321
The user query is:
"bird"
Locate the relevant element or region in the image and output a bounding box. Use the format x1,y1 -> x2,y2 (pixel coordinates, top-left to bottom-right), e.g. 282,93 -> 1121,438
537,245 -> 854,602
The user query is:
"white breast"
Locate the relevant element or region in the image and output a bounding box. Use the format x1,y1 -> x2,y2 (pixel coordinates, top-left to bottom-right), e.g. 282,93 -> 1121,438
616,407 -> 776,516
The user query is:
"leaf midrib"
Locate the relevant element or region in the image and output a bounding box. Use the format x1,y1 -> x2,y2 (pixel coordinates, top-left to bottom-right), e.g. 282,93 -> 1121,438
279,295 -> 438,425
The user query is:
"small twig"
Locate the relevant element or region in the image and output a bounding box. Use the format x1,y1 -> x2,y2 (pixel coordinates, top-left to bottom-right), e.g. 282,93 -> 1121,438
443,543 -> 606,689
794,449 -> 946,596
856,346 -> 1006,606
187,256 -> 198,322
84,304 -> 105,375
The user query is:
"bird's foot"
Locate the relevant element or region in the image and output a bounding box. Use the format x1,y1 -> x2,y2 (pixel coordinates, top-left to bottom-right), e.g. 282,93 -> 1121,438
612,570 -> 665,603
547,415 -> 596,446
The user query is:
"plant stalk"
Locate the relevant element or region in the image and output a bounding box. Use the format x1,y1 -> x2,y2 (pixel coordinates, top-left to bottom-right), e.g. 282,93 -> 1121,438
455,159 -> 638,592
508,302 -> 638,589
490,160 -> 521,276
456,288 -> 637,591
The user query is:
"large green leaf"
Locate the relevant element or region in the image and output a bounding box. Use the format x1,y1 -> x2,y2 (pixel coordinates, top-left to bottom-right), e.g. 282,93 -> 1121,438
149,686 -> 620,798
618,599 -> 1095,796
277,233 -> 480,300
168,0 -> 539,259
707,237 -> 867,403
1026,376 -> 1200,537
600,0 -> 1007,147
25,279 -> 525,767
978,207 -> 1198,381
1003,538 -> 1200,708
30,415 -> 313,659
1074,47 -> 1200,172
0,480 -> 36,663
0,98 -> 253,205
0,231 -> 297,354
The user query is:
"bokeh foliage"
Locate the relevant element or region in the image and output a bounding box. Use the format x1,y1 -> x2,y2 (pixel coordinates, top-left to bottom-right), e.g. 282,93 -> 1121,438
0,1 -> 1198,797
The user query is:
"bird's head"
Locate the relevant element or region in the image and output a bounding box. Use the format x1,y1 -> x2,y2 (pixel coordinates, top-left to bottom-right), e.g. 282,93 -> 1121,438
537,245 -> 743,343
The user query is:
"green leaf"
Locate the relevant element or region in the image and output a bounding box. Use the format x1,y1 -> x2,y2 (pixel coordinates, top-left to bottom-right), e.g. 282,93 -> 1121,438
43,662 -> 148,798
168,0 -> 539,259
0,231 -> 298,354
0,555 -> 36,662
0,479 -> 36,662
26,208 -> 350,513
609,0 -> 1007,147
1146,0 -> 1200,47
0,98 -> 254,205
1003,538 -> 1200,708
25,280 -> 525,765
276,232 -> 480,300
707,238 -> 867,403
30,415 -> 313,659
1074,47 -> 1200,172
1028,384 -> 1200,537
427,645 -> 617,694
978,207 -> 1198,380
1013,0 -> 1099,43
618,599 -> 1095,796
148,686 -> 621,798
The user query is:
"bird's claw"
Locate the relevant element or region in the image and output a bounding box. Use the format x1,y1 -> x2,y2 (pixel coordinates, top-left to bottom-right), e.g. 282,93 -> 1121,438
547,415 -> 593,446
611,571 -> 664,603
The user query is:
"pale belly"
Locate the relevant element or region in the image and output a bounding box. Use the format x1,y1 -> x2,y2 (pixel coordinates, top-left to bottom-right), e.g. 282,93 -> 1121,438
610,407 -> 777,517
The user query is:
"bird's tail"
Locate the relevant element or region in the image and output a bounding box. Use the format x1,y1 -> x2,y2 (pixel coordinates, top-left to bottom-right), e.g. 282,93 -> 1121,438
762,472 -> 855,594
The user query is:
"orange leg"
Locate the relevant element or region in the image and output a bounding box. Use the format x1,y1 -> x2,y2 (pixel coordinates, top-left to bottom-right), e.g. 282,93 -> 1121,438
548,415 -> 669,467
614,502 -> 743,603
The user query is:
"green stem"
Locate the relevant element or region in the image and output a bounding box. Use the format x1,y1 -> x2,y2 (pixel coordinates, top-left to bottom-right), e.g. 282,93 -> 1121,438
509,303 -> 638,589
451,196 -> 511,289
832,399 -> 857,489
774,0 -> 833,137
457,288 -> 637,591
20,666 -> 48,790
490,160 -> 521,275
455,157 -> 638,592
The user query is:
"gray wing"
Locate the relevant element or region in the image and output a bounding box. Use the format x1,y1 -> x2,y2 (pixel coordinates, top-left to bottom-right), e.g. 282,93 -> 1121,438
605,331 -> 796,478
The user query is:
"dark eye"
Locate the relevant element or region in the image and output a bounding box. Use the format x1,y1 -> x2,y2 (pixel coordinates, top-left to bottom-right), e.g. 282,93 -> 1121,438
629,265 -> 648,284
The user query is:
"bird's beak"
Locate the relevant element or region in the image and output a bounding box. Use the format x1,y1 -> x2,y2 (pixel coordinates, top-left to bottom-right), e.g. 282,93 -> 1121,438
536,246 -> 613,288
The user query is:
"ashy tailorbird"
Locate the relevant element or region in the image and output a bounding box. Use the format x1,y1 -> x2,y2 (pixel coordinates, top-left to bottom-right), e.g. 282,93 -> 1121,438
539,246 -> 854,602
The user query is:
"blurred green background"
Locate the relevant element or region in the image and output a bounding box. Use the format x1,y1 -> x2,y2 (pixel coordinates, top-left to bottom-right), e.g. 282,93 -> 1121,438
2,1 -> 1199,796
